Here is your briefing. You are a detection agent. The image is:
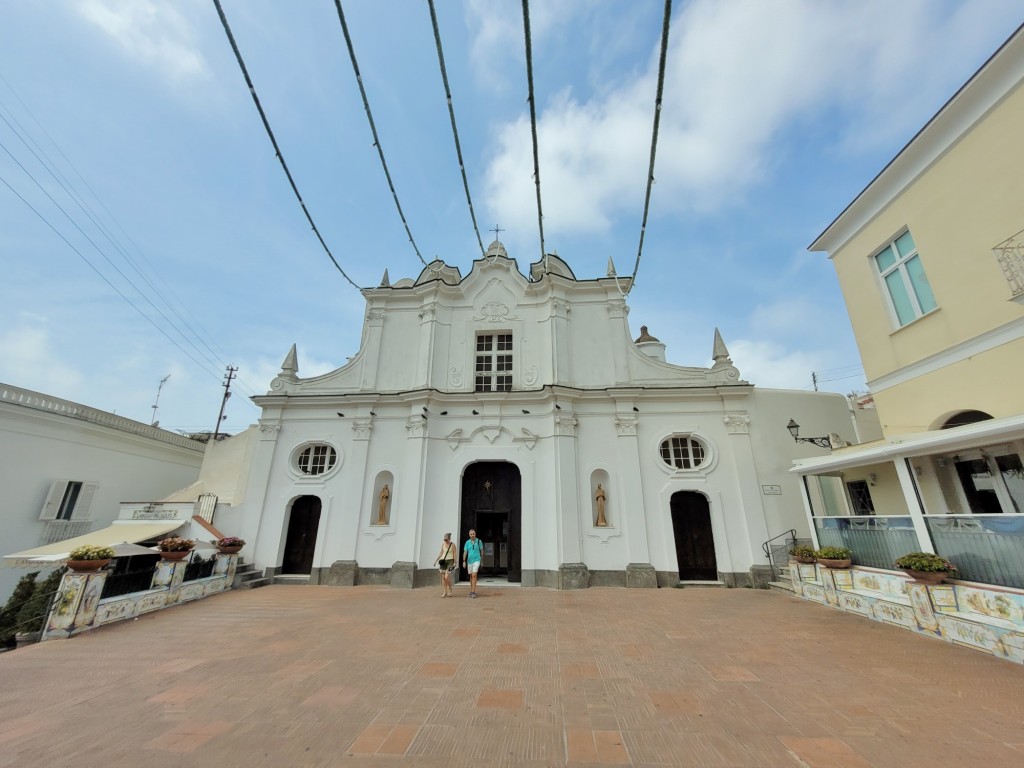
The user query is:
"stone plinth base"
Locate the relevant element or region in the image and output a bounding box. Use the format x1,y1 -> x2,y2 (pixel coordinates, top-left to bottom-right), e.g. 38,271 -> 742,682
626,563 -> 657,588
389,561 -> 416,589
325,560 -> 358,586
558,563 -> 590,590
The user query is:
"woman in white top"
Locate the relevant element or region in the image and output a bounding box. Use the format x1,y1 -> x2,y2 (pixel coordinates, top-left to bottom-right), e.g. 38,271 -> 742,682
433,532 -> 456,597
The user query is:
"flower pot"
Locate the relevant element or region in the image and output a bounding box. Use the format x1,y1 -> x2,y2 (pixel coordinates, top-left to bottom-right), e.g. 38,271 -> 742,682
791,556 -> 816,564
903,569 -> 949,585
817,558 -> 852,569
159,550 -> 191,561
217,545 -> 242,555
67,559 -> 110,572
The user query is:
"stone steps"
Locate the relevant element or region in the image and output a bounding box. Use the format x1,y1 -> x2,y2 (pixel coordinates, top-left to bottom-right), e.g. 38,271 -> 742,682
233,561 -> 271,590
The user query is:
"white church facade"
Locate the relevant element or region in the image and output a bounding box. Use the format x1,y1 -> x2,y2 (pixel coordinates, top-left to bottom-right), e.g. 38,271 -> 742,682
206,242 -> 856,589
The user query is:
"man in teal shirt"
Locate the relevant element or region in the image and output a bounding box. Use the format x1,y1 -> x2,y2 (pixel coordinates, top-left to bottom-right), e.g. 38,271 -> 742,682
463,529 -> 483,598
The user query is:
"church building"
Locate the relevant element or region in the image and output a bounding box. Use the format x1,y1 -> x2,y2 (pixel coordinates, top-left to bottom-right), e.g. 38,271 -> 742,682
205,241 -> 854,589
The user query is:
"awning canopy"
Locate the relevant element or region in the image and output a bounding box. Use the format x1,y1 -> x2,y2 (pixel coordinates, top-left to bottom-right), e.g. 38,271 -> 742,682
3,521 -> 185,567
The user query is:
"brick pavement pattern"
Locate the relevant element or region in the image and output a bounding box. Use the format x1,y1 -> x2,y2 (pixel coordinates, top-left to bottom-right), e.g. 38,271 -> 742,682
2,585 -> 1023,767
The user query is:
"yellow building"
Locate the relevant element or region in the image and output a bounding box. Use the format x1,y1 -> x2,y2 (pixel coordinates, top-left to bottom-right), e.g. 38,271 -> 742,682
794,23 -> 1024,588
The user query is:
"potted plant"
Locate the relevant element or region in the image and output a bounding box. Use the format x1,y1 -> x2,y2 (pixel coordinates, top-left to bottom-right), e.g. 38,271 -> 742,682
67,545 -> 116,572
789,545 -> 816,564
216,536 -> 245,554
814,546 -> 852,569
894,552 -> 956,585
158,537 -> 195,562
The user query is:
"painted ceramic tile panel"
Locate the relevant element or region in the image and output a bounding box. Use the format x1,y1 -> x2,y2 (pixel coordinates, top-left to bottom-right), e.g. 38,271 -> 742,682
832,570 -> 853,590
203,577 -> 227,596
73,574 -> 106,630
930,586 -> 957,610
136,592 -> 166,614
937,615 -> 1002,655
798,564 -> 817,581
803,584 -> 826,604
820,570 -> 839,606
46,574 -> 84,633
170,562 -> 187,587
906,583 -> 939,633
179,583 -> 205,602
95,599 -> 135,626
153,560 -> 175,588
837,592 -> 873,617
957,587 -> 1023,627
872,600 -> 917,629
1001,633 -> 1024,664
214,555 -> 231,576
852,571 -> 883,593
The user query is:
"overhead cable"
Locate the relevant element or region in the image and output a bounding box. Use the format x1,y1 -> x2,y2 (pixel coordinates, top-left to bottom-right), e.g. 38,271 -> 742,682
0,78 -> 261,397
332,0 -> 431,270
626,0 -> 673,294
212,0 -> 362,290
521,0 -> 548,272
427,0 -> 485,257
0,172 -> 229,386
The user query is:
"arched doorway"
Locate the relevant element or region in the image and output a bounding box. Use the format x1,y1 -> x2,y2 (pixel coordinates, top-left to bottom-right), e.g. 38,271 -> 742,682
460,462 -> 521,583
282,495 -> 321,574
670,491 -> 717,581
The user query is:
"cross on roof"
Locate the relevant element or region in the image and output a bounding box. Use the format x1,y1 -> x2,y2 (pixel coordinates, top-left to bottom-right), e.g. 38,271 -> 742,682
490,225 -> 504,239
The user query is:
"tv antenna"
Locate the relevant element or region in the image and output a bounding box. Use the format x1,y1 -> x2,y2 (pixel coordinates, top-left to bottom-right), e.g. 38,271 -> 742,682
150,374 -> 170,426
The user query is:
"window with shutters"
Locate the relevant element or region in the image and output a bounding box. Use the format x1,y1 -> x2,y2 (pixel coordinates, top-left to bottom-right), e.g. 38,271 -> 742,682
39,480 -> 98,521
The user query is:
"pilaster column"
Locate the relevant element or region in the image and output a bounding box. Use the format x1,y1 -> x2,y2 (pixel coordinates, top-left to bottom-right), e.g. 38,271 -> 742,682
614,413 -> 651,566
553,411 -> 582,565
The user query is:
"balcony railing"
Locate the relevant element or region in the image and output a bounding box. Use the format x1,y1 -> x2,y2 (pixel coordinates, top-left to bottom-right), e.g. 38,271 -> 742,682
926,515 -> 1024,589
814,517 -> 921,569
992,229 -> 1024,302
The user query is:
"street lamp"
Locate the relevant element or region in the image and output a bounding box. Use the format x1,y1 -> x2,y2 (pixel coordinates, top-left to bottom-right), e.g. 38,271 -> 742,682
786,418 -> 833,449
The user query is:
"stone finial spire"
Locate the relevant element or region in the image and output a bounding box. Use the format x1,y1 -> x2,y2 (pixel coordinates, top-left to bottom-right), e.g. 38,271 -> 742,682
379,268 -> 390,287
280,344 -> 299,377
607,256 -> 617,276
712,328 -> 732,365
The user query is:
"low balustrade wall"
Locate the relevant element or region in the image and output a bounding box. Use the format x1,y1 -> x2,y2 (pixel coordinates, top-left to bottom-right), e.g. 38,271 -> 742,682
789,562 -> 1024,664
41,553 -> 239,640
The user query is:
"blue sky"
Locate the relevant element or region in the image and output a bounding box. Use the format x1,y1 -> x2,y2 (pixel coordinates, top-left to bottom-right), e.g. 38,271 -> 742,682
1,1 -> 1021,434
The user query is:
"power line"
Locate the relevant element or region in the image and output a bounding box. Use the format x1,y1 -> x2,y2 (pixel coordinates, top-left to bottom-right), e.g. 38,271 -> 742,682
427,0 -> 485,257
0,171 -> 228,385
521,0 -> 548,272
0,77 -> 262,398
332,0 -> 431,270
626,0 -> 673,294
212,0 -> 362,291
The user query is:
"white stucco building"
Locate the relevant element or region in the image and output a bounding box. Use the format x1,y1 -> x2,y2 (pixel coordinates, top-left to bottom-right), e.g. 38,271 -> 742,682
203,243 -> 858,589
0,384 -> 206,602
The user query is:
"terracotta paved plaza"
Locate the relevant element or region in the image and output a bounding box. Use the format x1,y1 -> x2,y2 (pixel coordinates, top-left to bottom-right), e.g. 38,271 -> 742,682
2,584 -> 1023,767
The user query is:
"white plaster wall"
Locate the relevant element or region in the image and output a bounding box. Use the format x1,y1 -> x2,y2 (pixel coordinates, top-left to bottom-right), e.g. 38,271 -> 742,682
0,401 -> 204,603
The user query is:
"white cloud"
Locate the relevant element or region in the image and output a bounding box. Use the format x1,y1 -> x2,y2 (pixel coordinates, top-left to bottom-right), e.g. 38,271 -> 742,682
728,338 -> 821,390
74,0 -> 208,84
0,315 -> 83,394
481,0 -> 1022,234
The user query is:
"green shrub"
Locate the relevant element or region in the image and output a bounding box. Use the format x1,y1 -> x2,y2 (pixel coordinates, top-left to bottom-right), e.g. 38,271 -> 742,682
0,572 -> 39,646
15,569 -> 65,636
894,552 -> 956,572
814,546 -> 851,560
789,545 -> 815,559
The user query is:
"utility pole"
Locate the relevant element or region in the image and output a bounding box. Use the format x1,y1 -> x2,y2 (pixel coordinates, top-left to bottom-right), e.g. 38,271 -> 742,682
811,371 -> 819,392
212,365 -> 237,440
150,374 -> 170,426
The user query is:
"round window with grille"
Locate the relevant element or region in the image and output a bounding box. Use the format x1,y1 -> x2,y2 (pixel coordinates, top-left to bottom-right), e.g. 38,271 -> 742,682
659,435 -> 707,470
295,444 -> 337,476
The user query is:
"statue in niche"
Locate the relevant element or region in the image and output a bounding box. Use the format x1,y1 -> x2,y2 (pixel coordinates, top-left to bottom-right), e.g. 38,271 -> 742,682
377,484 -> 390,525
595,484 -> 608,527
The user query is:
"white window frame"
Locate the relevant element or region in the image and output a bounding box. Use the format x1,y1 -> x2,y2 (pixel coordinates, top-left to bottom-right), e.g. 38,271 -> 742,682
474,332 -> 513,392
39,480 -> 98,521
873,229 -> 937,327
295,443 -> 338,476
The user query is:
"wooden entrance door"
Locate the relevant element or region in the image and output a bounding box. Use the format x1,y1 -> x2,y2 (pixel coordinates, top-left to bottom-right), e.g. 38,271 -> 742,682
460,462 -> 521,582
282,495 -> 321,574
670,491 -> 717,581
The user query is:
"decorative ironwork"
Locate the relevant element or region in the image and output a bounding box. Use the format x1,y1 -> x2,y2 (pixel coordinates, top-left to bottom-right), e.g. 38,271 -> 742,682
992,228 -> 1024,300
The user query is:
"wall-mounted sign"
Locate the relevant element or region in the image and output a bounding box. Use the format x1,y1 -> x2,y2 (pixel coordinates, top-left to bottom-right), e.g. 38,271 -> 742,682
761,484 -> 782,495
